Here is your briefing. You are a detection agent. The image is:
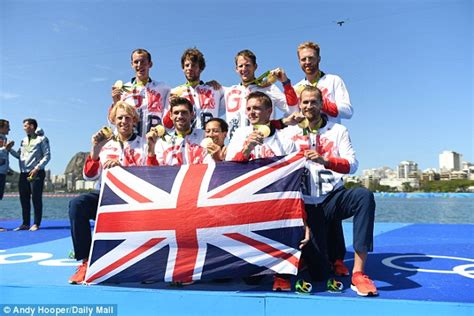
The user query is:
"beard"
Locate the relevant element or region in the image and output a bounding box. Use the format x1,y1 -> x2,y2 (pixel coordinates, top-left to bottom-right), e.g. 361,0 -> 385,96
303,67 -> 317,75
186,74 -> 199,82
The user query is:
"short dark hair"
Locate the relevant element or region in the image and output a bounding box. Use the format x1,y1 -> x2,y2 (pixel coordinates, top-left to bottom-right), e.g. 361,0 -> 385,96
131,48 -> 152,63
170,97 -> 194,113
0,119 -> 9,129
205,118 -> 228,133
299,85 -> 323,104
23,118 -> 38,129
235,49 -> 257,65
247,91 -> 272,109
181,48 -> 206,71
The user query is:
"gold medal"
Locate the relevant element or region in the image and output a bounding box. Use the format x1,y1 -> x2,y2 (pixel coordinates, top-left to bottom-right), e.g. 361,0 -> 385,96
254,125 -> 271,138
254,71 -> 277,88
113,80 -> 123,89
171,85 -> 188,97
153,125 -> 166,137
101,126 -> 113,139
113,80 -> 132,92
298,118 -> 309,129
201,137 -> 214,148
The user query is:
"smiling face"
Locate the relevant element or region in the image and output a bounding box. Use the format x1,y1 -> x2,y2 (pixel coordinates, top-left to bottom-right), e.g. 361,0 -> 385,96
246,97 -> 272,126
299,90 -> 322,122
113,108 -> 135,137
298,47 -> 320,77
171,104 -> 193,133
205,120 -> 227,147
131,52 -> 153,82
235,55 -> 257,84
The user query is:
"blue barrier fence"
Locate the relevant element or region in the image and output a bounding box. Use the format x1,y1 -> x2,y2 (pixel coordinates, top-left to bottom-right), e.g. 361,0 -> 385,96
374,192 -> 474,198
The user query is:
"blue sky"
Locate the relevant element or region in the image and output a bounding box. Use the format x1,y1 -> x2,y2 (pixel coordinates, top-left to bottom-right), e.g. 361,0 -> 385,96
1,0 -> 472,175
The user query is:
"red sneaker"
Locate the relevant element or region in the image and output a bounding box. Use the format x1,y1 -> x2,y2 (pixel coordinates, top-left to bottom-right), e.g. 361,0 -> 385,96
272,275 -> 291,292
351,272 -> 378,296
69,261 -> 88,285
333,259 -> 349,276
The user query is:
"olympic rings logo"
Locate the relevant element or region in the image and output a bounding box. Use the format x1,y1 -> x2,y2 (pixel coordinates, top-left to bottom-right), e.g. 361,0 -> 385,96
0,250 -> 79,266
1,250 -> 473,279
382,255 -> 474,279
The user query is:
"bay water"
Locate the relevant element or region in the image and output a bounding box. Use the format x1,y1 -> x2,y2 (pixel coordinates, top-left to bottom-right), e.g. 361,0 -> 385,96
1,196 -> 472,224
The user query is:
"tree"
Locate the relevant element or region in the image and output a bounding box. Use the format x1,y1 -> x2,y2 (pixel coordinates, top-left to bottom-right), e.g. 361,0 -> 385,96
402,182 -> 414,192
419,179 -> 474,192
344,181 -> 363,190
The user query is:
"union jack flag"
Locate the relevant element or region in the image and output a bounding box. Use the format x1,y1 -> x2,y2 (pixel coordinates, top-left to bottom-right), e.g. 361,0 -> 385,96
85,151 -> 306,284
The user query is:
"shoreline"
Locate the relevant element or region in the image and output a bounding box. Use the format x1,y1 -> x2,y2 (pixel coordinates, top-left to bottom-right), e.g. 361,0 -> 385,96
3,193 -> 80,198
4,192 -> 473,198
373,192 -> 474,198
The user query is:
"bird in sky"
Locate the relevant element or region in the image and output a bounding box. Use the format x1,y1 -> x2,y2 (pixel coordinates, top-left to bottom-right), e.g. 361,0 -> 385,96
333,18 -> 349,26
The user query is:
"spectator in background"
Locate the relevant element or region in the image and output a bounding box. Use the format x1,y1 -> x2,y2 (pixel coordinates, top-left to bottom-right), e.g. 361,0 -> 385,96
0,119 -> 15,232
9,118 -> 51,232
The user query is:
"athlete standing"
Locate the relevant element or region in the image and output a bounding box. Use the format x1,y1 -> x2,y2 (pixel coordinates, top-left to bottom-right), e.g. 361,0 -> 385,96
111,48 -> 170,137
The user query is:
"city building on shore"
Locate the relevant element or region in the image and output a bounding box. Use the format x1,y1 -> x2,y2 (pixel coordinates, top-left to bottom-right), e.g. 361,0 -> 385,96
439,150 -> 462,172
5,150 -> 473,194
358,150 -> 472,191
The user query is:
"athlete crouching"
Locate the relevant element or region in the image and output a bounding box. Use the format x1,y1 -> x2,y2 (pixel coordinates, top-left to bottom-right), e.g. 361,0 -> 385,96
68,101 -> 148,284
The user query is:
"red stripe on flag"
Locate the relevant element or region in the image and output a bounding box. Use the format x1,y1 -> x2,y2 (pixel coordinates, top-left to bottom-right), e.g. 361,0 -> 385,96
172,164 -> 207,282
95,198 -> 304,233
85,237 -> 165,283
224,233 -> 299,268
107,171 -> 152,203
210,152 -> 304,199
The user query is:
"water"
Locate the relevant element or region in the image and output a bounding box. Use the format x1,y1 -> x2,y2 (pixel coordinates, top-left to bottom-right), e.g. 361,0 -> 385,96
372,197 -> 473,224
1,196 -> 73,220
1,196 -> 473,224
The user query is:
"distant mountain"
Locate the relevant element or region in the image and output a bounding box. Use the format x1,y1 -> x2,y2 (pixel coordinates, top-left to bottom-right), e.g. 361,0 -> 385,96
64,152 -> 88,181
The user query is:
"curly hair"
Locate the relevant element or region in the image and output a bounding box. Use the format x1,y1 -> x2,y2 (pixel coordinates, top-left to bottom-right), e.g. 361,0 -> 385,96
181,48 -> 206,70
